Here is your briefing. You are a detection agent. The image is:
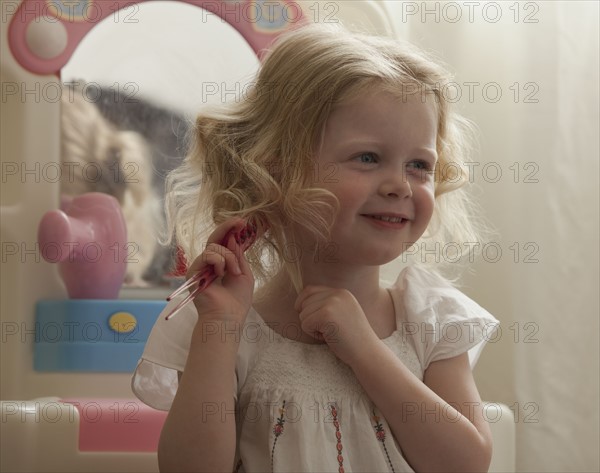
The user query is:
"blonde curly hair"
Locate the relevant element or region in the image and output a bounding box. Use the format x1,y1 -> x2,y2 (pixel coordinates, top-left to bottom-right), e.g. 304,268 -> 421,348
164,23 -> 488,293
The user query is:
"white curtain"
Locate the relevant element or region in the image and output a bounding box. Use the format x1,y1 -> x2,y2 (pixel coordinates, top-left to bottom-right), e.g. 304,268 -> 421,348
383,1 -> 599,471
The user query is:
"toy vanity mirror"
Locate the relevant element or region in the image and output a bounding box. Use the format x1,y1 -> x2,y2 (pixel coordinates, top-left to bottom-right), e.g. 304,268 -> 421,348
7,0 -> 302,290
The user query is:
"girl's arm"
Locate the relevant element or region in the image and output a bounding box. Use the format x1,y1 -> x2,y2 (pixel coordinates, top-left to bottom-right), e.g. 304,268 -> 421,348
158,320 -> 241,472
158,218 -> 255,472
294,285 -> 492,470
351,343 -> 493,473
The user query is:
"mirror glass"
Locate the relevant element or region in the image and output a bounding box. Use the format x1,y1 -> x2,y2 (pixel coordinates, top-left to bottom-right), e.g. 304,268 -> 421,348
59,1 -> 260,288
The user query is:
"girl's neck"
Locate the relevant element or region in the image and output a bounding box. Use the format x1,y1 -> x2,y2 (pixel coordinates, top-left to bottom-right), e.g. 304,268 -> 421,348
300,262 -> 383,307
254,262 -> 395,342
256,261 -> 382,305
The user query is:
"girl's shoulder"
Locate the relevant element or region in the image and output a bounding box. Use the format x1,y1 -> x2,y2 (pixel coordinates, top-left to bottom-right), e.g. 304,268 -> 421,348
384,264 -> 500,370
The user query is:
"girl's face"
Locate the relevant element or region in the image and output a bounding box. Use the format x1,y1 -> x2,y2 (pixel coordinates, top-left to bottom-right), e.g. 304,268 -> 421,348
307,89 -> 438,265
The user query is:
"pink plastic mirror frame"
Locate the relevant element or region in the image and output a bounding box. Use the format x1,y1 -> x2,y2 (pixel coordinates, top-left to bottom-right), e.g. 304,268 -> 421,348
8,0 -> 306,76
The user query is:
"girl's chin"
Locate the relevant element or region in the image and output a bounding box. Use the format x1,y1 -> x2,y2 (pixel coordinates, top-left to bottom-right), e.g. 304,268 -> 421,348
332,249 -> 408,267
295,233 -> 419,267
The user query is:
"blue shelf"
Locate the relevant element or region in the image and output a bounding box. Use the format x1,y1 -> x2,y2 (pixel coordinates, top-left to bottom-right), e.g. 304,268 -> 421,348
34,299 -> 167,372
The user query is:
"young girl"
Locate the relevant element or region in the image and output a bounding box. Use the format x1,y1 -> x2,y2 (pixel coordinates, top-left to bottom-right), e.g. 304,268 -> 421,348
132,23 -> 500,473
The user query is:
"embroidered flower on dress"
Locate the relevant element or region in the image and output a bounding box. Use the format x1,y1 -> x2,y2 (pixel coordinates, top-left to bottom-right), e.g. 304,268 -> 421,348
372,408 -> 396,473
330,404 -> 345,473
372,413 -> 386,441
270,400 -> 286,473
273,403 -> 286,437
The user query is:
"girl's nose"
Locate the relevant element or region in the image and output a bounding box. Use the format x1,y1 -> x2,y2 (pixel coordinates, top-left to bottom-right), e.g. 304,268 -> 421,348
379,171 -> 413,198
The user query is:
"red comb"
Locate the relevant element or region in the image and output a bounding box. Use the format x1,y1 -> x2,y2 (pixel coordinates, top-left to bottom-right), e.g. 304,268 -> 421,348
164,221 -> 260,320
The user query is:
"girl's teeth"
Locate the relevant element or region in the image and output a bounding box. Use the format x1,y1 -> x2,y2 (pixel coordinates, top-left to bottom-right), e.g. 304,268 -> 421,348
370,215 -> 404,223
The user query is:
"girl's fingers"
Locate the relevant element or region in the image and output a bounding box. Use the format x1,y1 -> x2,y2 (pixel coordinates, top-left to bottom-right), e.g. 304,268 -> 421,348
206,243 -> 243,277
202,251 -> 227,277
188,245 -> 241,280
185,218 -> 247,279
224,232 -> 251,275
297,300 -> 322,319
294,286 -> 329,311
207,218 -> 247,246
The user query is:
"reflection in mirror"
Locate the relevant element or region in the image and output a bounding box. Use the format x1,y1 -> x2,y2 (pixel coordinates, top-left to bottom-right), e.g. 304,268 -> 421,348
58,1 -> 260,288
60,82 -> 185,287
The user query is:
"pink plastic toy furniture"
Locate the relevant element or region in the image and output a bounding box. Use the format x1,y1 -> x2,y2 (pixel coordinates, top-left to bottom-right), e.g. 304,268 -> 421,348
60,398 -> 168,452
8,0 -> 306,77
38,193 -> 127,299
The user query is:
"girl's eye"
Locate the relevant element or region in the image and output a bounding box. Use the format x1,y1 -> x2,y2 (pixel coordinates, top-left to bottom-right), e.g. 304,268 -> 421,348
355,152 -> 378,164
407,160 -> 434,173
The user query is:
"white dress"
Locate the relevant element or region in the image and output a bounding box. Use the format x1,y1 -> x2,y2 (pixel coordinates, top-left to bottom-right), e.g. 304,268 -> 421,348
132,265 -> 500,472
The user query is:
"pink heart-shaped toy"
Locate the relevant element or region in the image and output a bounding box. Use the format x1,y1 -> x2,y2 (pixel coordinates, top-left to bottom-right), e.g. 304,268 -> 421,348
38,193 -> 127,299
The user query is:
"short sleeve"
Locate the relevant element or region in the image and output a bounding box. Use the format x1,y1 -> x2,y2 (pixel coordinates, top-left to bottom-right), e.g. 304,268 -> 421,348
393,265 -> 500,371
130,297 -> 198,410
131,297 -> 262,411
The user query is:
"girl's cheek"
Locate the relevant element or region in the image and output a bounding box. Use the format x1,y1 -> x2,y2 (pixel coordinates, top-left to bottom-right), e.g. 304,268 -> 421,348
421,178 -> 436,193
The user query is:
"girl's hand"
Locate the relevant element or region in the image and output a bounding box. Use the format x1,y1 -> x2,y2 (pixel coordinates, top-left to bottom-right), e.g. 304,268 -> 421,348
187,218 -> 255,323
294,286 -> 380,367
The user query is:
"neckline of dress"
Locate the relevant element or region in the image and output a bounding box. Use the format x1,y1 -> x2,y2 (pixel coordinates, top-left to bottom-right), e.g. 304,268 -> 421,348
249,287 -> 402,348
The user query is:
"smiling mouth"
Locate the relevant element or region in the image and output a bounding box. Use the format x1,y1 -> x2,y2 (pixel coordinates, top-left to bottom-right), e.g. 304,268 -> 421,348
362,214 -> 408,224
